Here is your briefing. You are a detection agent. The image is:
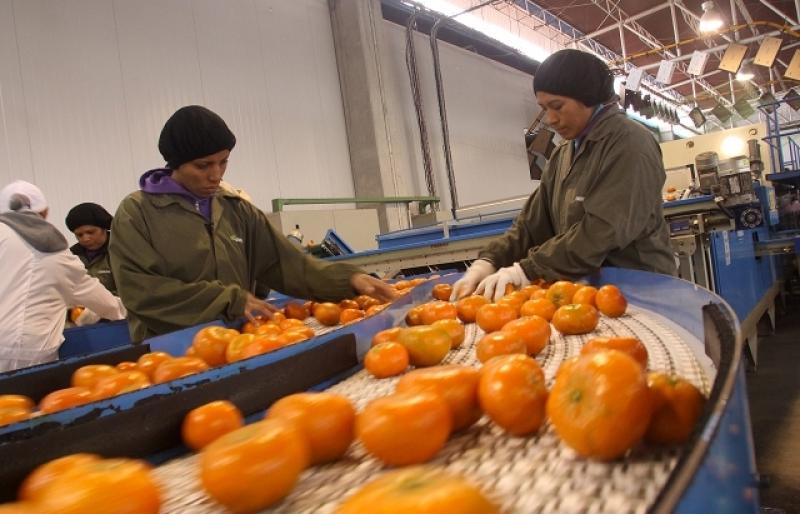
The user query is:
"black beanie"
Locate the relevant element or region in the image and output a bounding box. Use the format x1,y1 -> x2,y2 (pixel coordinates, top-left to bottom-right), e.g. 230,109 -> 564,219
533,49 -> 614,107
158,105 -> 236,169
66,203 -> 113,232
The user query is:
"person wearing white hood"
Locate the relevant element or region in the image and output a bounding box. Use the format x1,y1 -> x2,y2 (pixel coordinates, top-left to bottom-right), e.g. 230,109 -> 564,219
0,180 -> 127,372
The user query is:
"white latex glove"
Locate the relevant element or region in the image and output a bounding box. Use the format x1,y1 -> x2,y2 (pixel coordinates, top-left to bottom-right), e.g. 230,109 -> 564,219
475,262 -> 531,302
75,308 -> 102,326
450,259 -> 496,301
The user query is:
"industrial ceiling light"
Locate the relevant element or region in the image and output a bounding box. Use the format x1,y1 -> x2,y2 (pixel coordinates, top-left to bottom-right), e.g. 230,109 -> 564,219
733,98 -> 755,118
641,95 -> 655,118
711,102 -> 733,123
699,1 -> 723,33
784,88 -> 800,111
689,107 -> 707,128
758,91 -> 776,113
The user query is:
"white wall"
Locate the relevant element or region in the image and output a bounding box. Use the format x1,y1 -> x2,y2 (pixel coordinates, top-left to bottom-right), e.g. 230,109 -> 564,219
0,0 -> 353,236
0,0 -> 541,240
379,21 -> 539,212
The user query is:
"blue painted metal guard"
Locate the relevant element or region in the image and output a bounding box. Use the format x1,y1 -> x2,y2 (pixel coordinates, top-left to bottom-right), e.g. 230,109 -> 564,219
59,320 -> 132,359
586,268 -> 757,513
322,229 -> 354,255
676,365 -> 759,513
662,194 -> 716,209
327,229 -> 508,262
765,170 -> 800,183
375,214 -> 516,250
709,227 -> 777,324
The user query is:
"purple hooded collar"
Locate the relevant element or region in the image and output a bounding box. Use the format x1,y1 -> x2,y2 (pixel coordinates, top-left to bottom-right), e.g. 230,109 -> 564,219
139,168 -> 212,221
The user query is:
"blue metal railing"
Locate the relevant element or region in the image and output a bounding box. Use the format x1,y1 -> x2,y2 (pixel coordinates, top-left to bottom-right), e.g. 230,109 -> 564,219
761,99 -> 800,175
786,137 -> 800,172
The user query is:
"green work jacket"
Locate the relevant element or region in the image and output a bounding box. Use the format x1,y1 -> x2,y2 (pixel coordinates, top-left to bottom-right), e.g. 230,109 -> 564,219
110,190 -> 362,341
479,105 -> 676,281
70,241 -> 117,295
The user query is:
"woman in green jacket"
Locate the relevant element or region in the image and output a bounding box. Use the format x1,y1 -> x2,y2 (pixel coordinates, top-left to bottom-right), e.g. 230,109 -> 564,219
453,49 -> 676,301
110,105 -> 395,342
65,202 -> 117,295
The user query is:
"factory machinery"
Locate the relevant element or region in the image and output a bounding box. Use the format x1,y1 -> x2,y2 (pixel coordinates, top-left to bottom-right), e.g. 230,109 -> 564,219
0,270 -> 758,513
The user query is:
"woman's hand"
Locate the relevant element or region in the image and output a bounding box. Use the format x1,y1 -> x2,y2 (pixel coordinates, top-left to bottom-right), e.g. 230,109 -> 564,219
350,273 -> 398,304
243,293 -> 281,321
450,260 -> 496,300
476,262 -> 531,302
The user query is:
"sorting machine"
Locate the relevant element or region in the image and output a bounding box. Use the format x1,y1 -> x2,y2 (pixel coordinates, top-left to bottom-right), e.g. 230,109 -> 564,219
0,270 -> 758,513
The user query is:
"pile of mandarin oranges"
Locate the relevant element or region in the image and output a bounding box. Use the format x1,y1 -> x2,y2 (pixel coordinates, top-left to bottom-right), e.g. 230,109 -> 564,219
0,276 -> 707,513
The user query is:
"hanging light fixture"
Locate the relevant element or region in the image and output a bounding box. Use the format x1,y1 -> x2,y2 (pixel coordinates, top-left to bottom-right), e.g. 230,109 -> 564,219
699,2 -> 724,33
736,61 -> 754,81
689,107 -> 707,128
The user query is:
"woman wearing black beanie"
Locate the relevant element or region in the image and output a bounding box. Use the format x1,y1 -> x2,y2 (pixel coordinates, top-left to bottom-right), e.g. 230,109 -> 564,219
453,49 -> 676,300
65,202 -> 117,295
109,105 -> 397,342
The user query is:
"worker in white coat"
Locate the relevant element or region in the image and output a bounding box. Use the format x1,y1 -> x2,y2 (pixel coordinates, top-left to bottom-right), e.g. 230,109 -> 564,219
0,180 -> 127,372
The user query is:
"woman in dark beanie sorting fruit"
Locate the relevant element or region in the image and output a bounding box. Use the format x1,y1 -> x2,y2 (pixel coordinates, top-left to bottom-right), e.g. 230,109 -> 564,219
110,105 -> 395,342
453,49 -> 676,301
65,202 -> 117,295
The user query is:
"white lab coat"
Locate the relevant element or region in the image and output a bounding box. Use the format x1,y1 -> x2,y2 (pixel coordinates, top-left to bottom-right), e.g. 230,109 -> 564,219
0,223 -> 126,372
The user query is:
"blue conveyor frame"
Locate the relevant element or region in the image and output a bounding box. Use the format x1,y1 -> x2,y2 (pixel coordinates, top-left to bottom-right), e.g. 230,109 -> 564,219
0,269 -> 758,513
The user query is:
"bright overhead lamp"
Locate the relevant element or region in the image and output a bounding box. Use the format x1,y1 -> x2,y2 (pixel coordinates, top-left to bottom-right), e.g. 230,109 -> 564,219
736,62 -> 754,82
699,1 -> 723,33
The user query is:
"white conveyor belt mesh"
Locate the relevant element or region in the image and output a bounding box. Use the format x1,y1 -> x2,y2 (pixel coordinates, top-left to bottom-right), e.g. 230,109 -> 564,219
153,304 -> 712,514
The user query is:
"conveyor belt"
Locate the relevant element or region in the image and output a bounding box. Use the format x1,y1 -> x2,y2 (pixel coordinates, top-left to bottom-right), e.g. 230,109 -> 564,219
152,304 -> 713,513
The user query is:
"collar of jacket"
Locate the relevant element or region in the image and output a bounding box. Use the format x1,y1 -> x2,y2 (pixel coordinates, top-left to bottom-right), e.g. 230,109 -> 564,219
554,100 -> 624,152
582,102 -> 624,143
146,188 -> 240,227
70,238 -> 109,260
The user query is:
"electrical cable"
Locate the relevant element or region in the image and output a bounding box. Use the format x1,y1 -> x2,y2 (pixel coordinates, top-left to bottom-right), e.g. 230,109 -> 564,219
406,12 -> 437,203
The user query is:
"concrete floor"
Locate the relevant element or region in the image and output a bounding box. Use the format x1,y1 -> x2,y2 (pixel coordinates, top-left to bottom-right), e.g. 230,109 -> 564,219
747,298 -> 800,514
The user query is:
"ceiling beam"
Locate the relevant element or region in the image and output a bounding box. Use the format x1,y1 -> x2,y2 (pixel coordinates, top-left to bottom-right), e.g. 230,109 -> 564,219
733,0 -> 789,94
637,27 -> 794,69
576,2 -> 671,41
663,70 -> 724,90
584,0 -> 735,107
758,0 -> 800,26
670,1 -> 682,56
671,1 -> 792,98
